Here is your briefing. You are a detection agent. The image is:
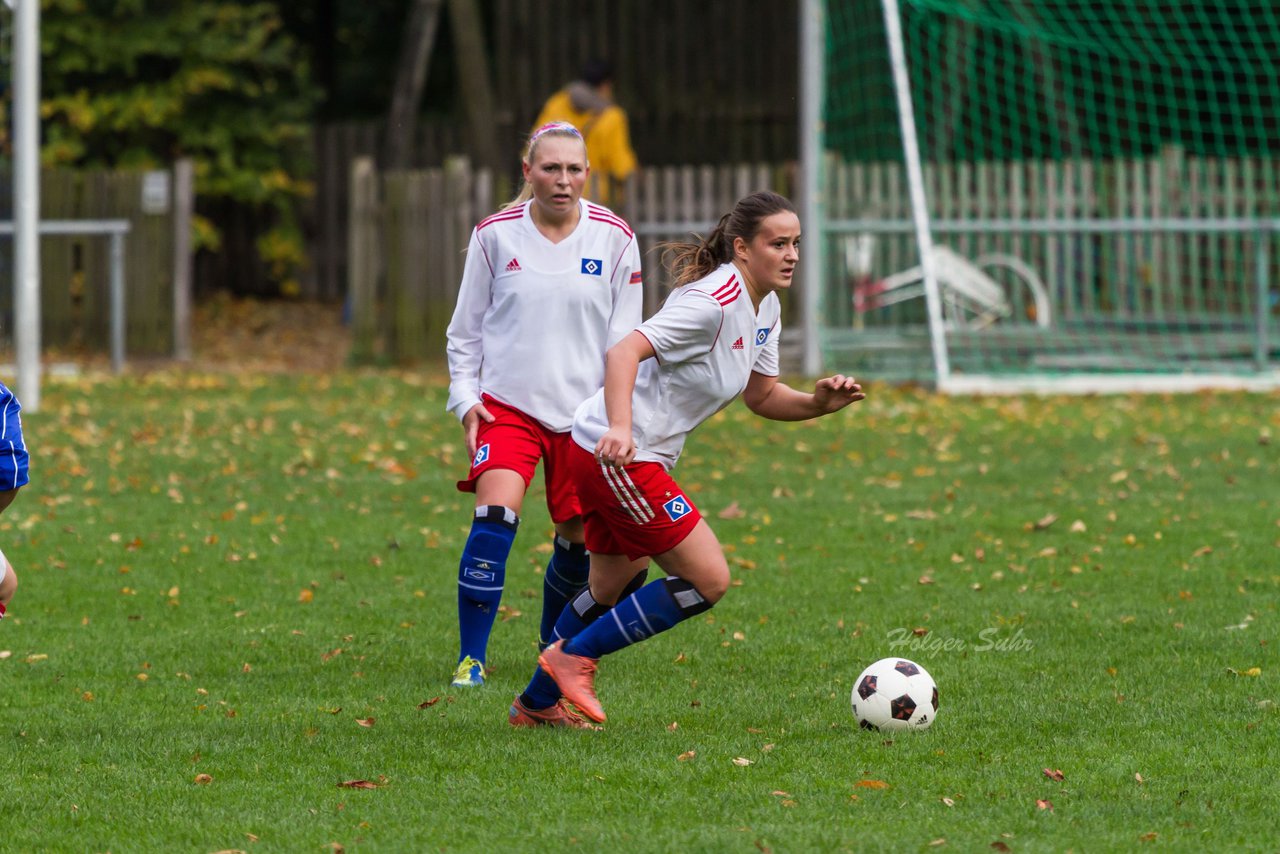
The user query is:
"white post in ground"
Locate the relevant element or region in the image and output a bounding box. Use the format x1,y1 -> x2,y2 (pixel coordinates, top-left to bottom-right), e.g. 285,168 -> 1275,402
798,0 -> 825,378
881,0 -> 950,385
13,0 -> 41,410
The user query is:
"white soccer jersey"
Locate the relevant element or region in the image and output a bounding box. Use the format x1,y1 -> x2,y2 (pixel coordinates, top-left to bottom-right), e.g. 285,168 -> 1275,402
572,262 -> 781,469
446,199 -> 643,432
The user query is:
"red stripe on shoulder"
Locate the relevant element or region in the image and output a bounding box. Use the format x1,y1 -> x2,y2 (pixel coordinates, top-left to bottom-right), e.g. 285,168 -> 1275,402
476,209 -> 524,231
588,212 -> 634,238
710,274 -> 740,305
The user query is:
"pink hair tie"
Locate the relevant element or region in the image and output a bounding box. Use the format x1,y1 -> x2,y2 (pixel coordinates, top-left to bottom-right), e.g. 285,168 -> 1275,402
531,121 -> 583,142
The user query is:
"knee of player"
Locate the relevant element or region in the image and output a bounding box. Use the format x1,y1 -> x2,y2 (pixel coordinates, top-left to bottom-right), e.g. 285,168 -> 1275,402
698,565 -> 731,605
0,561 -> 16,599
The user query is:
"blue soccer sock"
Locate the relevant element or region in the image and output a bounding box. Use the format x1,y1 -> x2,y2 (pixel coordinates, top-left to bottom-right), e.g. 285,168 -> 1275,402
456,505 -> 519,663
522,568 -> 649,710
539,535 -> 590,649
566,576 -> 712,660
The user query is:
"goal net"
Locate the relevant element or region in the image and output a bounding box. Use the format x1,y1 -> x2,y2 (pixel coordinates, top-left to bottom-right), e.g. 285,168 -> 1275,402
821,0 -> 1280,392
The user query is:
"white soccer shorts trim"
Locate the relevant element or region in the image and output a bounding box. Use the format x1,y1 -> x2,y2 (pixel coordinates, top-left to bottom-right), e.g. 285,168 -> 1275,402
600,462 -> 655,525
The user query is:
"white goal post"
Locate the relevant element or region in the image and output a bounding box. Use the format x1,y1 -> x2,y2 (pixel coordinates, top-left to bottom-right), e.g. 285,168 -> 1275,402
804,0 -> 1280,393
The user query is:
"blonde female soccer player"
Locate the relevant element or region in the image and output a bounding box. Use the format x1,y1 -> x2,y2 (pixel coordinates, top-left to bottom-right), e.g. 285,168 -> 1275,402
444,122 -> 645,699
513,191 -> 865,726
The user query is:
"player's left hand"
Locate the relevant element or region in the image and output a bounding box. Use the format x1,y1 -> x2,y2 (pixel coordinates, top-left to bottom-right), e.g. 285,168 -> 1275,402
813,374 -> 866,414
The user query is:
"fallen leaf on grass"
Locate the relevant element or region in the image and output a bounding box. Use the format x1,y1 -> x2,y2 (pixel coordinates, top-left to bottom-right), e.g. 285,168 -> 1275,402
941,797 -> 955,807
338,780 -> 379,789
417,697 -> 441,709
855,779 -> 889,790
732,757 -> 754,766
1135,773 -> 1145,784
718,501 -> 746,519
194,774 -> 213,785
1036,799 -> 1053,811
1227,667 -> 1261,677
1028,513 -> 1058,531
1042,768 -> 1065,781
298,589 -> 314,603
991,843 -> 1011,852
355,717 -> 375,727
677,751 -> 696,762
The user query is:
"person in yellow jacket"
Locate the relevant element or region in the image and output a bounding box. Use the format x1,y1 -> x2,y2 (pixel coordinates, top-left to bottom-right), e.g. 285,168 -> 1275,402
533,59 -> 639,208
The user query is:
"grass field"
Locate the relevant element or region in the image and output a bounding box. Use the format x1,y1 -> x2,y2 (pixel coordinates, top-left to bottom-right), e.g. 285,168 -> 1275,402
4,370 -> 1278,851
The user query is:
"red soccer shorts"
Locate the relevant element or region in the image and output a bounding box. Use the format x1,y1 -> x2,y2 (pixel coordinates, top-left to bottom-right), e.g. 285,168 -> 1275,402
456,395 -> 582,523
569,442 -> 702,561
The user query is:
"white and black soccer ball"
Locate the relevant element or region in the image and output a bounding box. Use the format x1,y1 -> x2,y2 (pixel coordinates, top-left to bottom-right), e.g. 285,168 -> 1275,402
851,657 -> 938,731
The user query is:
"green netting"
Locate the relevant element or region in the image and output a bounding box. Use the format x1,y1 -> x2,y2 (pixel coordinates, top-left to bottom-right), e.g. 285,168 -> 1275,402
822,0 -> 1280,384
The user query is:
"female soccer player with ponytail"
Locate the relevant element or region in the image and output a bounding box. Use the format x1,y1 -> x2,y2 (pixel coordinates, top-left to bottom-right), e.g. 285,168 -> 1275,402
512,191 -> 865,726
444,122 -> 645,702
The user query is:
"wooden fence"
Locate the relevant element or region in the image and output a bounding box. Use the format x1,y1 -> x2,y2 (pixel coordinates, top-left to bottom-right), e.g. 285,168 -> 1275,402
345,159 -> 798,365
824,149 -> 1280,329
0,164 -> 192,358
344,148 -> 1280,371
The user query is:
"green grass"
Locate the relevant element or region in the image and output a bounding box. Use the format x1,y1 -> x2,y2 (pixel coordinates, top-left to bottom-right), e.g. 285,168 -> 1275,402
4,370 -> 1278,851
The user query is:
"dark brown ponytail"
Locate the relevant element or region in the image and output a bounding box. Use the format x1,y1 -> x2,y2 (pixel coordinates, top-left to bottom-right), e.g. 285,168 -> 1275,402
663,191 -> 797,286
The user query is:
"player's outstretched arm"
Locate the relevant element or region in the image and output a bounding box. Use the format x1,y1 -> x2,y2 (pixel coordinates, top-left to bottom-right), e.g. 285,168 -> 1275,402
595,331 -> 654,467
742,372 -> 865,422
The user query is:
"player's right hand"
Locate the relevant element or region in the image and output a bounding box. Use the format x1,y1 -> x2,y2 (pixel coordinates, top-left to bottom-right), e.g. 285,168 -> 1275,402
462,403 -> 494,458
594,426 -> 636,468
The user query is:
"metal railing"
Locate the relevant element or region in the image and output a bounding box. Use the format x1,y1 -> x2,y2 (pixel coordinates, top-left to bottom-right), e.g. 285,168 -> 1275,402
0,218 -> 132,372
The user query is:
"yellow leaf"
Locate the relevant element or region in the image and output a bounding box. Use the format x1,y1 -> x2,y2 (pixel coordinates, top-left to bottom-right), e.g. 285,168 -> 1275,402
855,779 -> 890,790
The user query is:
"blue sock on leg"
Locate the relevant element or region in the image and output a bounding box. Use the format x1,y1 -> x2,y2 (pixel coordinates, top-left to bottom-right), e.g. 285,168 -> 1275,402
539,536 -> 589,650
566,577 -> 711,660
456,505 -> 519,664
522,568 -> 648,709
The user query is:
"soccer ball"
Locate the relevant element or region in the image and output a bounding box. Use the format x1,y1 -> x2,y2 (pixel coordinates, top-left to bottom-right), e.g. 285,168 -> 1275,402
851,657 -> 938,731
